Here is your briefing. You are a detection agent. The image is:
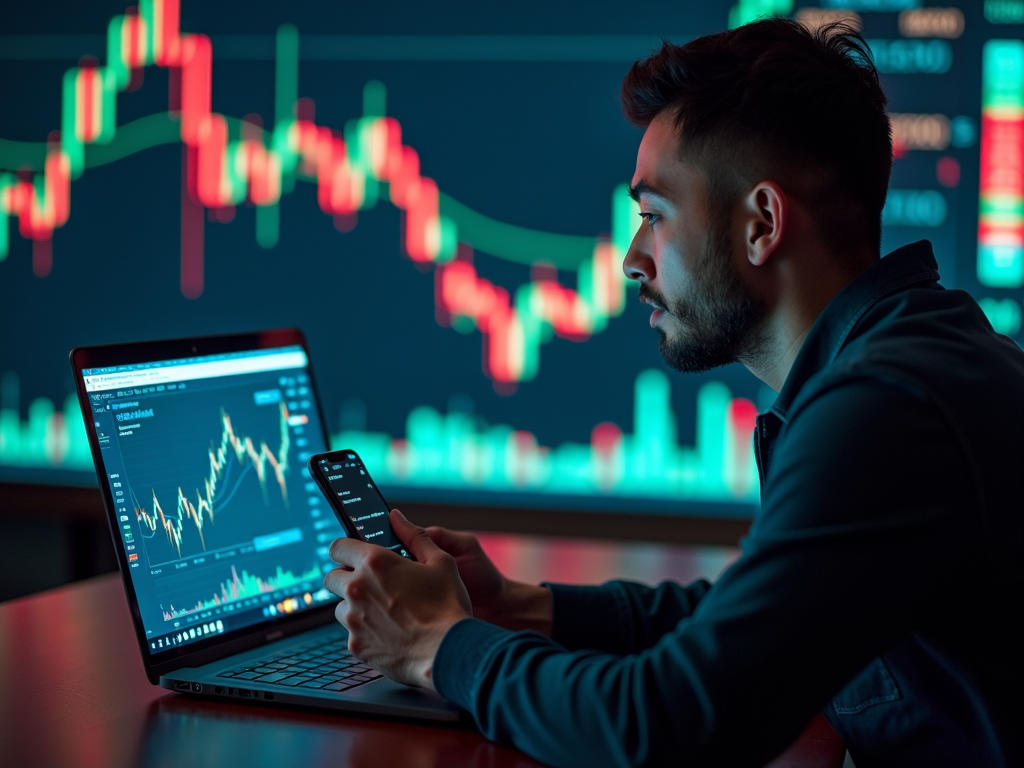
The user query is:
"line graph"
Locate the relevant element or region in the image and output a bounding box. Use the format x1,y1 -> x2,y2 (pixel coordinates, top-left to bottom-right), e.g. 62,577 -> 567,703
0,0 -> 641,389
134,401 -> 291,562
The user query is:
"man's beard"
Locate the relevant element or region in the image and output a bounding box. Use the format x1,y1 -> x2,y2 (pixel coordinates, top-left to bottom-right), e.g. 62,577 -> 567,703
640,217 -> 767,374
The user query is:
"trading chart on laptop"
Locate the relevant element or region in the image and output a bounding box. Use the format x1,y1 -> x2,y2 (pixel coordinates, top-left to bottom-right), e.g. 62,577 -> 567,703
81,346 -> 341,652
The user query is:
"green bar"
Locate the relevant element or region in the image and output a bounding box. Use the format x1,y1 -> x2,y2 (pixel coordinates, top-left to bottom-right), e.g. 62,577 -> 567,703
332,430 -> 392,478
275,25 -> 299,195
275,25 -> 299,124
61,69 -> 84,178
515,286 -> 541,381
980,194 -> 1024,219
273,121 -> 297,193
0,409 -> 19,461
729,0 -> 793,29
107,17 -> 129,90
979,297 -> 1023,335
408,406 -> 443,478
97,68 -> 117,144
0,174 -> 10,260
363,80 -> 386,117
223,142 -> 246,205
346,118 -> 378,209
437,215 -> 457,261
697,382 -> 730,491
577,257 -> 594,312
984,40 -> 1024,111
633,369 -> 675,480
978,244 -> 1024,287
612,182 -> 638,258
62,393 -> 92,469
139,0 -> 156,63
25,398 -> 54,466
256,202 -> 280,248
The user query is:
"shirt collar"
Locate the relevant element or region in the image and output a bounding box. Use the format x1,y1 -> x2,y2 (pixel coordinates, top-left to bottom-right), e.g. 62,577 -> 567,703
770,240 -> 941,422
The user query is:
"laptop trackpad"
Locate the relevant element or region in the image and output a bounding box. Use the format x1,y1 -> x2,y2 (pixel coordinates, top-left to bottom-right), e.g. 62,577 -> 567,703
347,676 -> 461,713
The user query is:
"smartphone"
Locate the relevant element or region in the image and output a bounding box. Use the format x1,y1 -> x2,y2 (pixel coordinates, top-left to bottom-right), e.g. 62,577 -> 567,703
307,449 -> 414,560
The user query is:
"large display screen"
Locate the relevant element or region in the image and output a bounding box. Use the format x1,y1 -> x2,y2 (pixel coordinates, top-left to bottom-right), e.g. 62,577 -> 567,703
1,1 -> 1022,519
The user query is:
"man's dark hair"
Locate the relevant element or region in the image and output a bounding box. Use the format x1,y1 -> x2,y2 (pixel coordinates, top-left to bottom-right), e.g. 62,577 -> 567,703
622,18 -> 892,256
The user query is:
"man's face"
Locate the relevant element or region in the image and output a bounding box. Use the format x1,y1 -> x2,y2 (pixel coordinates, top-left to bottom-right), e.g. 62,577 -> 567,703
623,112 -> 765,373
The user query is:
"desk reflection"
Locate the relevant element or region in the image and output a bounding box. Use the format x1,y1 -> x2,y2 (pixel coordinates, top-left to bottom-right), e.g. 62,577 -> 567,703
138,695 -> 543,768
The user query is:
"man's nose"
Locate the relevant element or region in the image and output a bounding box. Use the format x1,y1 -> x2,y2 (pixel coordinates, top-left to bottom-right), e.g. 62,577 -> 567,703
622,226 -> 654,282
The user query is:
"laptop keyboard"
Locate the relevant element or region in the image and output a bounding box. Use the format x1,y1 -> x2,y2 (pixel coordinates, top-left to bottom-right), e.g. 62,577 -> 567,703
216,637 -> 383,692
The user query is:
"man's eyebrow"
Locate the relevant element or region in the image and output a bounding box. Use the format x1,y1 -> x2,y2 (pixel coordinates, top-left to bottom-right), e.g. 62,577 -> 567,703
628,180 -> 668,202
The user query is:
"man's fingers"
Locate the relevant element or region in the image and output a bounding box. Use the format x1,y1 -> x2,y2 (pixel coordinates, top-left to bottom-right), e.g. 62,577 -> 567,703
390,509 -> 443,562
329,535 -> 374,567
323,565 -> 354,598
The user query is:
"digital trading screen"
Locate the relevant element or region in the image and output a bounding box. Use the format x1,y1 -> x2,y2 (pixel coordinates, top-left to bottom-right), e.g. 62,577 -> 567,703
82,346 -> 342,653
2,1 -> 1022,519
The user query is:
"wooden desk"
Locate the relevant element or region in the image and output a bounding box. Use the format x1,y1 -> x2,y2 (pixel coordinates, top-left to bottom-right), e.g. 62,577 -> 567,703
0,574 -> 845,768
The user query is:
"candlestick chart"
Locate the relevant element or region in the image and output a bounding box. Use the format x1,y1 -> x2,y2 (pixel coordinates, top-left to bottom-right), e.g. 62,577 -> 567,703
0,0 -> 637,390
134,401 -> 291,560
121,389 -> 300,567
1,0 -> 1020,518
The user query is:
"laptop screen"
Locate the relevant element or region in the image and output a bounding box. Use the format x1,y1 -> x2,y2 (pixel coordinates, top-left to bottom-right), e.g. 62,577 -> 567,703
81,344 -> 344,655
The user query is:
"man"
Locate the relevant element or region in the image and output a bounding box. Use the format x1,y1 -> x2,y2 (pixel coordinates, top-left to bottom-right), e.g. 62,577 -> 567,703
323,18 -> 1023,768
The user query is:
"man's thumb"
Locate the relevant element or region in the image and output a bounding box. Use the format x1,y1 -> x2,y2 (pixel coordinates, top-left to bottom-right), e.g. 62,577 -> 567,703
390,509 -> 439,561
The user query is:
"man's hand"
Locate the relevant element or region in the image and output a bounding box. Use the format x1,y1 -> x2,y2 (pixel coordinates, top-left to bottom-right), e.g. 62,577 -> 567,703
323,510 -> 471,690
425,526 -> 553,635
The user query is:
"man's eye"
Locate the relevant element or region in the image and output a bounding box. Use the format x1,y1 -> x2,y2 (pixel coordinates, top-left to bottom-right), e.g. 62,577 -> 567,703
639,211 -> 660,226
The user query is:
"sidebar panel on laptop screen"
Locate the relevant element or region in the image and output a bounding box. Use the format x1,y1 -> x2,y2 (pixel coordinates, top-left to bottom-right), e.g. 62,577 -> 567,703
81,346 -> 343,655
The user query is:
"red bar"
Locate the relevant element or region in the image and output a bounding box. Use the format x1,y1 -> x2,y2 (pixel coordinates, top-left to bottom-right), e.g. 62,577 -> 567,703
405,177 -> 437,261
380,117 -> 402,181
315,128 -> 336,213
979,115 -> 1024,196
389,147 -> 419,208
17,181 -> 33,238
32,235 -> 52,277
126,17 -> 140,67
196,114 -> 226,207
180,35 -> 212,145
728,398 -> 759,495
156,0 -> 181,65
591,422 -> 622,455
46,151 -> 70,226
79,69 -> 96,142
181,144 -> 204,298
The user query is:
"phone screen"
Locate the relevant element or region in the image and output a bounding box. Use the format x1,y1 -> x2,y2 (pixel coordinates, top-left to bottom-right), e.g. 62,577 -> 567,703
314,452 -> 411,559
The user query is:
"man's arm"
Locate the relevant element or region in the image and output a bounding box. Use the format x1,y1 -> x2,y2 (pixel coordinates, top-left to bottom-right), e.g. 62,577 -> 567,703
423,526 -> 714,655
546,579 -> 712,654
429,381 -> 973,767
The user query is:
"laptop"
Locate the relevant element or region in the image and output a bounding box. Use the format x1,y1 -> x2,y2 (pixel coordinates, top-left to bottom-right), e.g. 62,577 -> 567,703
70,329 -> 461,722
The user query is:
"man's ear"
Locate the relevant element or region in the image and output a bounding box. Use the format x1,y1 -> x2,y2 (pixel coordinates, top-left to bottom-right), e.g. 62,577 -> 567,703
744,181 -> 786,267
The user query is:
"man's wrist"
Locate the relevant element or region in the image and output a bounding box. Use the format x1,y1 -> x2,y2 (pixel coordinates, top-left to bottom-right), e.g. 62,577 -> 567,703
419,611 -> 472,690
496,581 -> 553,635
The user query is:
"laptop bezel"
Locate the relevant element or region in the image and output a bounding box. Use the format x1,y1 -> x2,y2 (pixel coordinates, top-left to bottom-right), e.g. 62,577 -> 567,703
70,328 -> 341,685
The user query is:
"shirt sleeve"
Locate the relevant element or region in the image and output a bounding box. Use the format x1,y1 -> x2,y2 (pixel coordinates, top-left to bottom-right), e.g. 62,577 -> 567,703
547,579 -> 713,654
432,381 -> 973,768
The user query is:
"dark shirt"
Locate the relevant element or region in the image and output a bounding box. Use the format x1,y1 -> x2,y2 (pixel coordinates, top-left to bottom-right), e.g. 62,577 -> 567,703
432,241 -> 1024,768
